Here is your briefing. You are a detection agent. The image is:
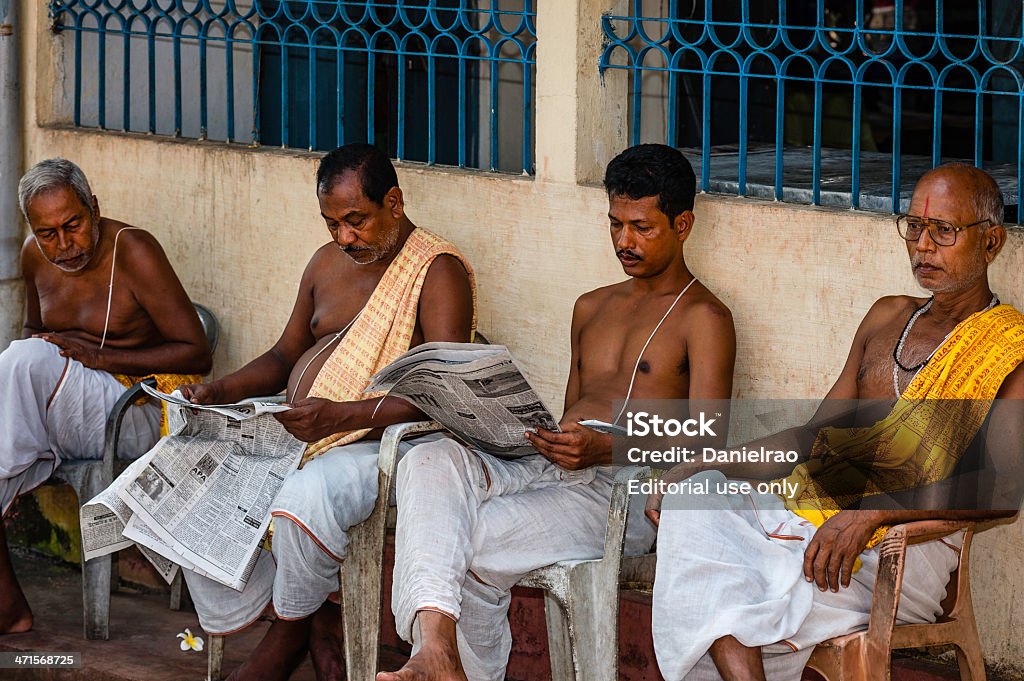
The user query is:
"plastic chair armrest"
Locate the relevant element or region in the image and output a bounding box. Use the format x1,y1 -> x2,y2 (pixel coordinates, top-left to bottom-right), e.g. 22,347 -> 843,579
102,377 -> 158,477
377,420 -> 444,478
863,519 -> 975,655
601,466 -> 653,565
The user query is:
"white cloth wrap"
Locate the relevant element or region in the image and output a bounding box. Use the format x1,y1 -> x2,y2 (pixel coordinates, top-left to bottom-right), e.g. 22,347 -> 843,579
182,433 -> 445,634
0,338 -> 161,515
390,438 -> 657,681
652,470 -> 961,681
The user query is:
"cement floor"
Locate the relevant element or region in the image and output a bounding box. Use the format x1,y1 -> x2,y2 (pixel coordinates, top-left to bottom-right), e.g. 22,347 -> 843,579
0,549 -> 406,681
0,550 -> 976,681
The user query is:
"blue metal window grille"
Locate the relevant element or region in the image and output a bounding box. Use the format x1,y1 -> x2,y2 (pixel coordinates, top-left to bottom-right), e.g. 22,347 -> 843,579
48,1 -> 537,174
600,1 -> 1024,217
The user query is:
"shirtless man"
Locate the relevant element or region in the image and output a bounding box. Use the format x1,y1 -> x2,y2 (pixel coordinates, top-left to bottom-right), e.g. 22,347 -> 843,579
0,158 -> 211,633
647,163 -> 1024,680
377,143 -> 736,681
177,143 -> 475,681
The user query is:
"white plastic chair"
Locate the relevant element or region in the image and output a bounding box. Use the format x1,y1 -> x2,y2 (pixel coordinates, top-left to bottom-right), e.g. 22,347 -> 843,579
517,465 -> 655,681
208,431 -> 654,681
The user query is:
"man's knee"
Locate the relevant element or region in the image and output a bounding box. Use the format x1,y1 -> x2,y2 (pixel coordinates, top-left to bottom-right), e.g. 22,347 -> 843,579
271,513 -> 341,566
0,339 -> 64,380
276,446 -> 377,514
397,439 -> 480,490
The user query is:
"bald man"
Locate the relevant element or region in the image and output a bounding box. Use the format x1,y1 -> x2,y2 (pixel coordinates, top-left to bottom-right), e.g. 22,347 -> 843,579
646,163 -> 1024,680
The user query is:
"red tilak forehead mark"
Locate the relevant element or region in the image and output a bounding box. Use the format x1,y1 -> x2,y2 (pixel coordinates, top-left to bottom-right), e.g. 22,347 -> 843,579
923,196 -> 930,217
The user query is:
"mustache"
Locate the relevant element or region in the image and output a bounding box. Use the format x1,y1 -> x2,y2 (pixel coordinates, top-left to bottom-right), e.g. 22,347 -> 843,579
616,249 -> 641,260
55,250 -> 86,263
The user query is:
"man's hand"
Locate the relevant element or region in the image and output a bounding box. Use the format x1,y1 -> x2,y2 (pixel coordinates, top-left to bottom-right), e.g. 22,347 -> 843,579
178,382 -> 227,405
803,510 -> 882,592
644,492 -> 664,528
37,333 -> 104,370
274,397 -> 347,442
643,463 -> 698,527
525,422 -> 610,471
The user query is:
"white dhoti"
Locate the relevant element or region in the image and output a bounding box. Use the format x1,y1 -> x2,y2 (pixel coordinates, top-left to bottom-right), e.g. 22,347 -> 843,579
183,433 -> 445,634
390,438 -> 657,681
652,470 -> 960,681
0,338 -> 161,515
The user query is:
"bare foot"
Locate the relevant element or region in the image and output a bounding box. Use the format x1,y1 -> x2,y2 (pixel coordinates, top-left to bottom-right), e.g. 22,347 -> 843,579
375,645 -> 468,681
0,523 -> 33,635
708,635 -> 768,681
226,618 -> 310,681
0,597 -> 32,635
309,602 -> 345,681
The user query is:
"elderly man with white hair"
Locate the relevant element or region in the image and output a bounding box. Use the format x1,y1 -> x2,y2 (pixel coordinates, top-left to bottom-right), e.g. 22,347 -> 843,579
0,158 -> 211,634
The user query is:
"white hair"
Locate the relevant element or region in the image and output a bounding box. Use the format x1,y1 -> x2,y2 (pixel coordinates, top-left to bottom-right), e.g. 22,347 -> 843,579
18,158 -> 94,221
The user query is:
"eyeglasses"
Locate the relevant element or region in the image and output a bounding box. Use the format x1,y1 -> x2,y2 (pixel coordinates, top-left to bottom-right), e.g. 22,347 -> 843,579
895,214 -> 992,247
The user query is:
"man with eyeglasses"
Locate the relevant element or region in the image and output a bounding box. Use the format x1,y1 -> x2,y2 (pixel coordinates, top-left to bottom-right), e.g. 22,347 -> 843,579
646,162 -> 1024,680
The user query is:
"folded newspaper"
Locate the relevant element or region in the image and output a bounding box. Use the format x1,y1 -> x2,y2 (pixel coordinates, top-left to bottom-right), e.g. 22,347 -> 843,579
139,383 -> 292,419
366,342 -> 560,458
80,397 -> 305,591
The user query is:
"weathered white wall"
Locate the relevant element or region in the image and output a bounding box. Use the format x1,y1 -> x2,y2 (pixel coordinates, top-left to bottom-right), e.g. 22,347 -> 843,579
18,0 -> 1024,672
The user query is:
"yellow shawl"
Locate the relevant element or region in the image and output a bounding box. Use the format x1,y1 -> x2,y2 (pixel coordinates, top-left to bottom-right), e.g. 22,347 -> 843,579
301,227 -> 476,465
779,303 -> 1024,549
112,372 -> 203,437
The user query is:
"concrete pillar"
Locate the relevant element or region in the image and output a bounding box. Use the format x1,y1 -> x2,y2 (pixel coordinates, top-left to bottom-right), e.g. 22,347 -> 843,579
0,0 -> 23,347
534,1 -> 629,185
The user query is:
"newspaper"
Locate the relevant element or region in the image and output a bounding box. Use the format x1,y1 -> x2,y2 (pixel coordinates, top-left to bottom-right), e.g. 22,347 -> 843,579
140,382 -> 291,420
80,404 -> 305,590
366,342 -> 560,458
80,447 -> 185,584
577,419 -> 628,436
80,453 -> 157,561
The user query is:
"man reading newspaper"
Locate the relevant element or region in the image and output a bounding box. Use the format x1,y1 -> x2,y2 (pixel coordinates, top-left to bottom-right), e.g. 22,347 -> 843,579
178,144 -> 475,681
377,144 -> 736,681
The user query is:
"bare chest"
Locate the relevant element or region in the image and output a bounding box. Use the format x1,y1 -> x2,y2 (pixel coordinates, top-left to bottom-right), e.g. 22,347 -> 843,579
34,266 -> 152,343
290,263 -> 423,400
858,319 -> 951,399
307,262 -> 383,340
576,301 -> 689,398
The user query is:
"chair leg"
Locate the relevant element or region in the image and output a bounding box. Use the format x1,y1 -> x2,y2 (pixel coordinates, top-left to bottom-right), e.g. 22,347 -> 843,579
542,591 -> 575,681
207,634 -> 225,681
862,654 -> 888,681
341,523 -> 383,681
954,643 -> 987,681
82,553 -> 112,640
78,465 -> 114,641
561,566 -> 619,681
806,644 -> 870,681
170,571 -> 184,611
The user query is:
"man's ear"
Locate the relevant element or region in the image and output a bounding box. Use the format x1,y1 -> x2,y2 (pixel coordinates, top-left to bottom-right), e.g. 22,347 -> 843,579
90,195 -> 100,220
984,224 -> 1007,263
386,187 -> 405,219
674,210 -> 695,242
